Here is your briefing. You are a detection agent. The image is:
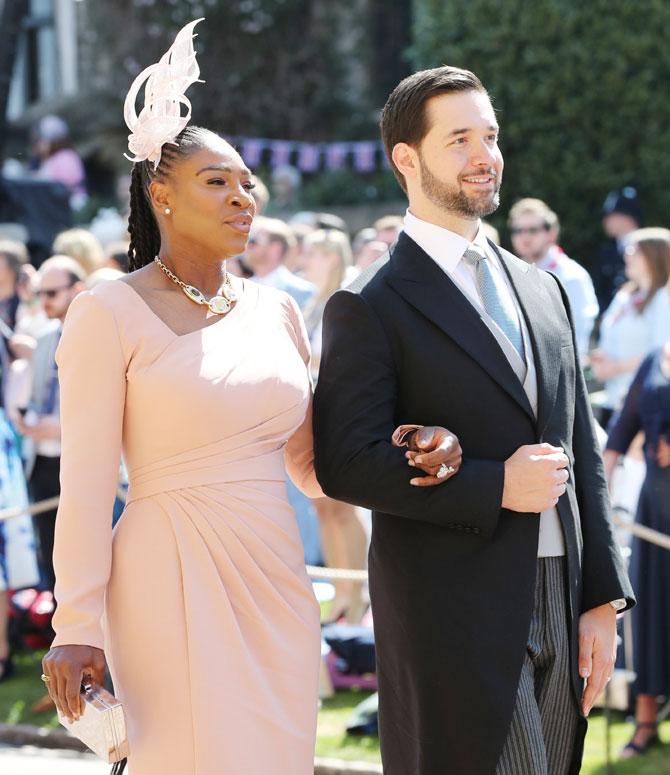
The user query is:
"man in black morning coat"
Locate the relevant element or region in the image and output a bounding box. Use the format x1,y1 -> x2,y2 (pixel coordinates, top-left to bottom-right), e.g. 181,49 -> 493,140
313,67 -> 634,775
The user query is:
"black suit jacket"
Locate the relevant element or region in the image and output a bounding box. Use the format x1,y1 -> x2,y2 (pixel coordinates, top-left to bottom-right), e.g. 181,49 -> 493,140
313,232 -> 634,775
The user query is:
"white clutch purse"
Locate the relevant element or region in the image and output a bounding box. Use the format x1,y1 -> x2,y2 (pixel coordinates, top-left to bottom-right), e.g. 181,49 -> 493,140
57,683 -> 129,768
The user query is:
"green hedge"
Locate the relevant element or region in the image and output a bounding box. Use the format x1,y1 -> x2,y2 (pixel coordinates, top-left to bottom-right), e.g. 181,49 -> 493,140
410,0 -> 670,269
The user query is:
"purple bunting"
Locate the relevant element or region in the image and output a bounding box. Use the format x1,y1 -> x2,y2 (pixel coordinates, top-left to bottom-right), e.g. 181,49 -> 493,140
240,138 -> 266,167
270,140 -> 294,168
353,141 -> 376,173
297,143 -> 321,172
325,142 -> 349,171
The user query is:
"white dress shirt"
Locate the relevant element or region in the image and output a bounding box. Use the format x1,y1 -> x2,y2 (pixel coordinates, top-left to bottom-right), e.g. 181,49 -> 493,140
536,246 -> 599,360
403,209 -> 566,557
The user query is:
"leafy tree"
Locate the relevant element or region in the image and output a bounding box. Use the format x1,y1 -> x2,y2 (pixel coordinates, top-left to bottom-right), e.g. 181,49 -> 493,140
78,0 -> 372,168
411,0 -> 670,267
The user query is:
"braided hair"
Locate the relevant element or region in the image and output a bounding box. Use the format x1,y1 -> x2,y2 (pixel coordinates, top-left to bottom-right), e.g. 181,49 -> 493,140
127,126 -> 222,272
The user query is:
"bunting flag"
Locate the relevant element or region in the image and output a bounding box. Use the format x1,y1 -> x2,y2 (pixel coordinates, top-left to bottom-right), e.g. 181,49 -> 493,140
352,141 -> 377,173
240,138 -> 265,167
325,142 -> 349,170
270,140 -> 294,167
231,136 -> 386,173
297,143 -> 321,173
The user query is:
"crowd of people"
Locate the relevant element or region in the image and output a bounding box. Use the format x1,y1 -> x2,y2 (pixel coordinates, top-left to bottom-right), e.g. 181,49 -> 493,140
0,112 -> 669,763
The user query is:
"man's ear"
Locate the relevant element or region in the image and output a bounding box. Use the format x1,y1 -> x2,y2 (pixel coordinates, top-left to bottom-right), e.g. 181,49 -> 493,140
392,143 -> 419,185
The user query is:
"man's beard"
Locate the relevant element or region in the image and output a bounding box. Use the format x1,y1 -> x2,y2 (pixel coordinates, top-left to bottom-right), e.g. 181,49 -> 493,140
418,155 -> 501,219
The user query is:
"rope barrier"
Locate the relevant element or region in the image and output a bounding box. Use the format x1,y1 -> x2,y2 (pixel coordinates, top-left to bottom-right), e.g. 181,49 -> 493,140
306,565 -> 369,582
0,489 -> 128,523
612,513 -> 670,552
0,496 -> 60,521
2,496 -> 670,578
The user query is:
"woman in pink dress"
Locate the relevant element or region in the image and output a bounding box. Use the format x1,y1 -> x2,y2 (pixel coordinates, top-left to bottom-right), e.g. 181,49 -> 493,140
39,21 -> 462,775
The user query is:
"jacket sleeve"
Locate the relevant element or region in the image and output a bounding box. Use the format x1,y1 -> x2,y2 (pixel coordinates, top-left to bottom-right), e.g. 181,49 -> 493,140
283,294 -> 323,499
50,291 -> 127,649
606,355 -> 651,455
550,276 -> 635,613
313,289 -> 505,537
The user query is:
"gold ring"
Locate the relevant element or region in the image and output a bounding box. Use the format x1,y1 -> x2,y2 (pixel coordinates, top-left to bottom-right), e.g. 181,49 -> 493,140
40,673 -> 51,683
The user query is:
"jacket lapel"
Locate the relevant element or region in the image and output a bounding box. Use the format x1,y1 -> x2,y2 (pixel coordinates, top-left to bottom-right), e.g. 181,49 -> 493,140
493,245 -> 563,436
385,234 -> 535,422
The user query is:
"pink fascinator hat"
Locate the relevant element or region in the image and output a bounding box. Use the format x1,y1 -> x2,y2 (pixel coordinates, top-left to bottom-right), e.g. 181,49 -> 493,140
123,18 -> 204,169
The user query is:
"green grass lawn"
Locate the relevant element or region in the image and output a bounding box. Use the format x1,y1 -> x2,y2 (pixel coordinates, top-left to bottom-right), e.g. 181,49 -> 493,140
0,651 -> 59,730
3,651 -> 670,772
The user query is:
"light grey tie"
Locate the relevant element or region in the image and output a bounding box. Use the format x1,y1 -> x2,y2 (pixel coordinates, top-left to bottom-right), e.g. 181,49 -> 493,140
463,248 -> 525,358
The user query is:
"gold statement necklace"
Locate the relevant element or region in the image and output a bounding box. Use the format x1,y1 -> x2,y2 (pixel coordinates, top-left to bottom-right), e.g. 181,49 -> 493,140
154,256 -> 238,315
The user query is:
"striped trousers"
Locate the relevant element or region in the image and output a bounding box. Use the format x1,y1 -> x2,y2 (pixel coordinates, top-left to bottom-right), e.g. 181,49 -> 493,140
496,557 -> 579,775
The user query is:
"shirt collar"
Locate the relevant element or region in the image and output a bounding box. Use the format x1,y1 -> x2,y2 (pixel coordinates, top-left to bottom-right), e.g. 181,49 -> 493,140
403,208 -> 491,274
536,245 -> 561,272
252,265 -> 285,287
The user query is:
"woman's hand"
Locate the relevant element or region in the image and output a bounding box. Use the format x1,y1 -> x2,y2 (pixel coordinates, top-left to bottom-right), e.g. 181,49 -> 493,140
657,437 -> 670,469
42,645 -> 107,723
405,426 -> 462,487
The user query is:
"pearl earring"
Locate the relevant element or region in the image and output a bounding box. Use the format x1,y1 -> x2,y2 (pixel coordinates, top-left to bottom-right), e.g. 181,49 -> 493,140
164,207 -> 171,215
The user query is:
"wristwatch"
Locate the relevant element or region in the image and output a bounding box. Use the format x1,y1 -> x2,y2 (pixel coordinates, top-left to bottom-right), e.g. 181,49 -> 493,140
610,599 -> 626,611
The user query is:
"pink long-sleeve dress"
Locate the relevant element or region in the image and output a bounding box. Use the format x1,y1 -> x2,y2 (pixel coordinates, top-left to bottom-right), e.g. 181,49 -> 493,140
51,279 -> 322,774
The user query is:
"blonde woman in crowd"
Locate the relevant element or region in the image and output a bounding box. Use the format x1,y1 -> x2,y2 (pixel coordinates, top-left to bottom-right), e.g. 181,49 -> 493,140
52,228 -> 104,277
302,229 -> 368,622
591,227 -> 670,426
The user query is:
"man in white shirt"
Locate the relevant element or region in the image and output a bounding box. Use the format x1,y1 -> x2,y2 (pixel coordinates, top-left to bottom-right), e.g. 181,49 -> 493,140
313,65 -> 633,775
509,198 -> 599,360
245,216 -> 315,309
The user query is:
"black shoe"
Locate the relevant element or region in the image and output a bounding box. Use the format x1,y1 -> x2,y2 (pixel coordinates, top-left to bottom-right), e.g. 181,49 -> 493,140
621,722 -> 661,758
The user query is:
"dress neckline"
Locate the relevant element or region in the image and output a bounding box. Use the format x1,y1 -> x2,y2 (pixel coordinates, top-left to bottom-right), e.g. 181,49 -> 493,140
114,277 -> 250,339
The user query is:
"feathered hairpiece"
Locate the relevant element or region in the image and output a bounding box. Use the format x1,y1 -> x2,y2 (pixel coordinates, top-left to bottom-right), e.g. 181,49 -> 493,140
123,18 -> 204,169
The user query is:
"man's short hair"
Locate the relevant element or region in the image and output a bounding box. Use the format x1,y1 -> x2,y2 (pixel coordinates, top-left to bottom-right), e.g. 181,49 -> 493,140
373,215 -> 403,233
508,198 -> 560,235
254,217 -> 296,258
380,66 -> 487,192
38,254 -> 87,286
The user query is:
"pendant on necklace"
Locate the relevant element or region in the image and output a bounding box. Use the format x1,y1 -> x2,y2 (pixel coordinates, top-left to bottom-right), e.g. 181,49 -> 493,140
207,295 -> 232,315
221,284 -> 237,303
180,283 -> 233,315
182,285 -> 206,305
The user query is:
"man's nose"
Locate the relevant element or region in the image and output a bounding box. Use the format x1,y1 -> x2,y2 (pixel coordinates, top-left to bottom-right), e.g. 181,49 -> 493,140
470,140 -> 497,167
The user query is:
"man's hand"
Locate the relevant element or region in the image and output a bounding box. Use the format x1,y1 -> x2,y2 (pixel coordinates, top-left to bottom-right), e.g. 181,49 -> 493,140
405,426 -> 463,487
502,443 -> 569,512
579,603 -> 618,717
